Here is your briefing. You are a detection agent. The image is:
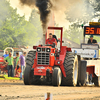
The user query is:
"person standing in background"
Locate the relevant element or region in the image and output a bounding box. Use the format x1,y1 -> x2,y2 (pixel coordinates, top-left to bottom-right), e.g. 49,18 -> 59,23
4,52 -> 14,77
19,52 -> 26,80
3,51 -> 9,75
3,51 -> 9,58
88,35 -> 97,44
14,52 -> 20,77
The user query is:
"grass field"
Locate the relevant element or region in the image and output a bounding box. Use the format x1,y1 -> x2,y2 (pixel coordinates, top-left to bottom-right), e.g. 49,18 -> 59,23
0,74 -> 20,80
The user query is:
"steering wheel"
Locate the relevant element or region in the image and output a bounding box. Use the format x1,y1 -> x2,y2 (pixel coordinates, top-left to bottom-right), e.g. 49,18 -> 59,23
46,42 -> 55,48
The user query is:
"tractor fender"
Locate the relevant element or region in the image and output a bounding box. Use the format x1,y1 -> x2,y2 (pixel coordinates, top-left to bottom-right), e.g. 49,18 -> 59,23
60,64 -> 66,77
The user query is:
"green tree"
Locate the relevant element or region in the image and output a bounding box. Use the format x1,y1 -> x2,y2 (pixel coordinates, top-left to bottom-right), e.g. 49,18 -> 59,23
65,0 -> 100,43
0,0 -> 38,50
0,0 -> 11,27
64,26 -> 83,44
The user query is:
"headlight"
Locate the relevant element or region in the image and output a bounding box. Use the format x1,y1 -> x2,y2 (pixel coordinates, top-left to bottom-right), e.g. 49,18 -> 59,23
37,48 -> 41,52
46,48 -> 50,52
57,61 -> 60,64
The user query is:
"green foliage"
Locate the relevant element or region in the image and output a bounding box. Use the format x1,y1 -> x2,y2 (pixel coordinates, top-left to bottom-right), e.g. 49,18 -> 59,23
0,0 -> 10,27
63,25 -> 100,44
91,0 -> 100,12
94,36 -> 100,43
0,0 -> 39,50
64,26 -> 83,44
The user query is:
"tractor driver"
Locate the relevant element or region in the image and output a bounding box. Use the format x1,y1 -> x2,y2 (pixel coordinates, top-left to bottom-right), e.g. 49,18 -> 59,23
46,33 -> 57,47
87,35 -> 97,44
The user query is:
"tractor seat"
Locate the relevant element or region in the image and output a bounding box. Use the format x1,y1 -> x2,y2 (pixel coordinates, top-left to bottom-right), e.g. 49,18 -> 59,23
53,35 -> 58,43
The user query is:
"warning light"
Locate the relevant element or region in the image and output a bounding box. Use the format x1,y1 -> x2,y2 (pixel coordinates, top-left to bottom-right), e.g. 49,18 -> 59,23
81,24 -> 84,28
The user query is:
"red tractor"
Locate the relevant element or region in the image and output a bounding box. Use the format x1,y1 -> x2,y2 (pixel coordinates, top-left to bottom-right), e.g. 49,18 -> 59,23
0,57 -> 7,73
24,27 -> 87,86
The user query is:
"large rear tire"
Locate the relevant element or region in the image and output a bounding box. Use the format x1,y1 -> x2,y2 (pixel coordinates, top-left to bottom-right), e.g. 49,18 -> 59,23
24,51 -> 40,85
62,53 -> 78,86
52,67 -> 62,86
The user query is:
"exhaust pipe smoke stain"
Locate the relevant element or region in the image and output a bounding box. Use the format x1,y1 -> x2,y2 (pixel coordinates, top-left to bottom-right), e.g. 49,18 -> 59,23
36,0 -> 52,33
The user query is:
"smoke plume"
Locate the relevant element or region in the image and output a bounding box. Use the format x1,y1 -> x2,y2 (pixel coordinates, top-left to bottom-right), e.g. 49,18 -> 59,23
20,0 -> 52,33
50,0 -> 82,28
19,0 -> 36,6
19,0 -> 94,32
66,0 -> 94,23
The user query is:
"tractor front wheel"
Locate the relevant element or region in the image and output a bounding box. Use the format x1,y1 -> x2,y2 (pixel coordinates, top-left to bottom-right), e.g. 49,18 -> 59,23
52,67 -> 62,86
24,66 -> 33,85
24,51 -> 40,85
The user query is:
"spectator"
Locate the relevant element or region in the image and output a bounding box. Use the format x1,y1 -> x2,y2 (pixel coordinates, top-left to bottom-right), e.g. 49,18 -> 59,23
3,51 -> 9,58
88,35 -> 97,44
4,52 -> 14,77
19,52 -> 26,80
14,52 -> 20,77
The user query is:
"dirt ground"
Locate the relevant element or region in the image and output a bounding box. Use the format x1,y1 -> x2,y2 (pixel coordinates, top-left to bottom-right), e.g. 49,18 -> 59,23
0,80 -> 100,100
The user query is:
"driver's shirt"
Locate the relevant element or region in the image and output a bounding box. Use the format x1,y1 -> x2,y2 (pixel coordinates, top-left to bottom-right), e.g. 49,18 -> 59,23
46,38 -> 57,45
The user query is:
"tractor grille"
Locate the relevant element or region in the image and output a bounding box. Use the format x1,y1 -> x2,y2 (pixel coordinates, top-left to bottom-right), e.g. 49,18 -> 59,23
37,53 -> 50,65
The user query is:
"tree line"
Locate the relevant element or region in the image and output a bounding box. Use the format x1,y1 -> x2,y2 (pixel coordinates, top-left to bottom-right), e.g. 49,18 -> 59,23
0,0 -> 42,50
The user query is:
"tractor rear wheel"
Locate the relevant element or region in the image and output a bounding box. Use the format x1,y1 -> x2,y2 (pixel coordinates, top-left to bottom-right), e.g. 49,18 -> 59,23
52,67 -> 62,86
24,51 -> 40,85
62,53 -> 78,86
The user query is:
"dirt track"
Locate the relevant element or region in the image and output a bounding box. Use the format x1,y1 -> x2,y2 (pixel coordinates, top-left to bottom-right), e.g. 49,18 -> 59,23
0,80 -> 100,100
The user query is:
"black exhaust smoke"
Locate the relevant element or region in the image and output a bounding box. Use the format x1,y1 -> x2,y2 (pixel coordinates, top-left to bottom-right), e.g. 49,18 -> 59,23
20,0 -> 52,33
